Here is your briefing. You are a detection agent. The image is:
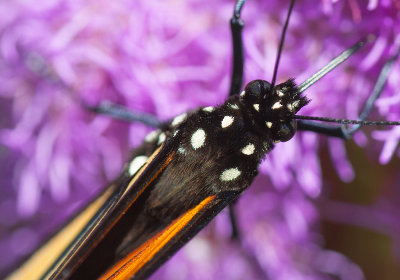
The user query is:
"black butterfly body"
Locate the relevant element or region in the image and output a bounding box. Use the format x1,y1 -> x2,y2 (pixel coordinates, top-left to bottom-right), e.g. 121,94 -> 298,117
128,78 -> 308,236
63,78 -> 308,279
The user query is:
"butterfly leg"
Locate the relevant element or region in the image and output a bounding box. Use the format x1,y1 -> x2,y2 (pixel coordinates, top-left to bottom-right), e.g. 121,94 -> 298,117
229,0 -> 246,97
228,202 -> 240,240
226,0 -> 247,240
85,101 -> 162,128
298,43 -> 400,139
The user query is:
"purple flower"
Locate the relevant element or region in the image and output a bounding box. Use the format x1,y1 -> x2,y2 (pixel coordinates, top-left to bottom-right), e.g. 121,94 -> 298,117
0,0 -> 399,279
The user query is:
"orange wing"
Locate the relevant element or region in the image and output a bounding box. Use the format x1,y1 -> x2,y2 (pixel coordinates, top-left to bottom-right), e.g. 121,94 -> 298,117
7,142 -> 173,280
100,195 -> 216,280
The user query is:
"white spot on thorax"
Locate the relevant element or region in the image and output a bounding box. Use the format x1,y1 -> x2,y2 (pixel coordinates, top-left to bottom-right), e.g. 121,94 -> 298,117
157,132 -> 166,145
202,106 -> 215,113
221,116 -> 234,128
171,113 -> 187,126
272,102 -> 282,110
145,129 -> 160,143
178,147 -> 186,154
287,101 -> 300,112
277,90 -> 285,97
266,122 -> 273,128
240,91 -> 246,97
241,144 -> 255,155
128,155 -> 148,176
220,168 -> 241,182
253,104 -> 260,112
229,103 -> 239,110
191,129 -> 206,150
173,130 -> 179,137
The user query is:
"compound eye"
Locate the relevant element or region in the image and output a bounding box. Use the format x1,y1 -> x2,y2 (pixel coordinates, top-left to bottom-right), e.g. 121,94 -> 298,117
243,80 -> 272,103
277,119 -> 297,142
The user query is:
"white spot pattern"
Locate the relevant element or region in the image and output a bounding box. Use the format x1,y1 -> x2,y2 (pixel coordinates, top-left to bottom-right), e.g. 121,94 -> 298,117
241,144 -> 255,155
229,104 -> 239,110
145,130 -> 160,143
128,155 -> 148,176
240,91 -> 246,97
253,104 -> 260,112
220,168 -> 241,182
157,132 -> 166,145
178,147 -> 186,154
221,116 -> 234,128
202,106 -> 215,112
272,102 -> 283,110
191,129 -> 206,150
171,113 -> 187,126
266,122 -> 273,128
288,100 -> 300,112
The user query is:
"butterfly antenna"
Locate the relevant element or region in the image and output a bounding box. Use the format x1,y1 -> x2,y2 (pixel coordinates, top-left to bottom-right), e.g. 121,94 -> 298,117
298,35 -> 375,93
346,37 -> 400,134
296,36 -> 400,129
271,0 -> 296,88
294,115 -> 400,126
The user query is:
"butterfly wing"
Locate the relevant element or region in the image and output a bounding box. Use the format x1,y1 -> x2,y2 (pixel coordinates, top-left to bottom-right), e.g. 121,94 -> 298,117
98,194 -> 238,280
7,138 -> 175,280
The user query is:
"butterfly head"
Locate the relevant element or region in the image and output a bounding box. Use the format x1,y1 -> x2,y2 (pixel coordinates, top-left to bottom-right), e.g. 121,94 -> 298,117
242,79 -> 310,142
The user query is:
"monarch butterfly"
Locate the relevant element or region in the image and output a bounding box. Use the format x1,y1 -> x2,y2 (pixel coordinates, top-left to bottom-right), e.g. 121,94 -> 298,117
1,0 -> 400,279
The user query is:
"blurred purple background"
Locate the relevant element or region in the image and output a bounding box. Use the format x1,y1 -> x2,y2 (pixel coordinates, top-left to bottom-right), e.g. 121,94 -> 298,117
0,0 -> 400,279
